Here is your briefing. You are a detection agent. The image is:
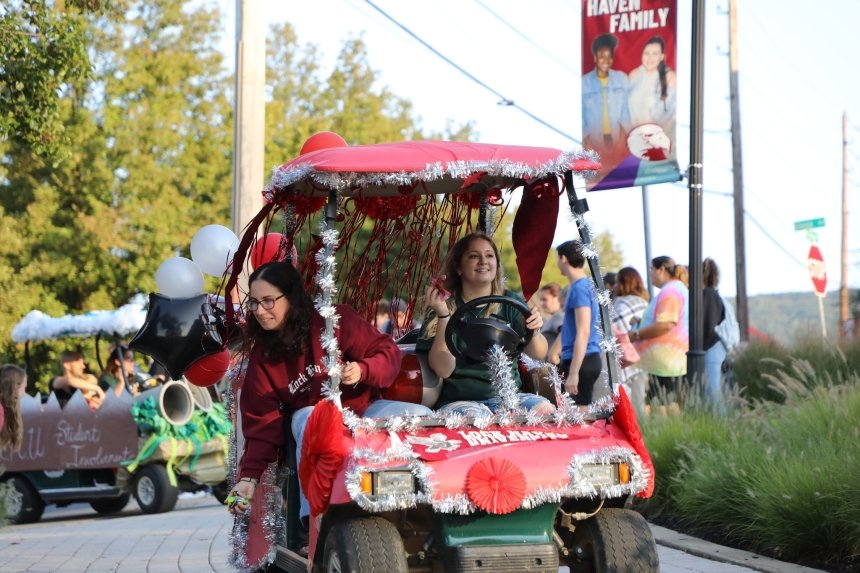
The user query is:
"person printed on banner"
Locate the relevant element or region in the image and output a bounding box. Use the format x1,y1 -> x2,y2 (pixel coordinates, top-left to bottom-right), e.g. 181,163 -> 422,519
0,364 -> 27,455
612,267 -> 650,417
230,262 -> 433,528
537,283 -> 565,360
630,256 -> 689,406
50,351 -> 106,409
702,258 -> 727,414
417,232 -> 553,417
582,33 -> 631,162
548,240 -> 603,406
628,35 -> 677,130
380,298 -> 420,340
98,345 -> 140,397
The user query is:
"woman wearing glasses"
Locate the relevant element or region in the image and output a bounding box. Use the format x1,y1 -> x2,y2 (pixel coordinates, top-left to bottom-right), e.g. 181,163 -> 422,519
228,261 -> 432,525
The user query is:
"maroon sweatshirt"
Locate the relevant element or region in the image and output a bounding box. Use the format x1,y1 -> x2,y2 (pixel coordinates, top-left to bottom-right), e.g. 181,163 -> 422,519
238,304 -> 401,480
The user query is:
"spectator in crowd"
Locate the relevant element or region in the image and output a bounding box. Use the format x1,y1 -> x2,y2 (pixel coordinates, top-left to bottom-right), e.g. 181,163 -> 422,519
50,351 -> 105,409
537,282 -> 565,360
0,364 -> 27,454
702,258 -> 727,414
549,240 -> 603,405
603,272 -> 617,295
418,232 -> 552,416
380,297 -> 420,339
374,299 -> 390,332
630,256 -> 689,405
612,267 -> 650,416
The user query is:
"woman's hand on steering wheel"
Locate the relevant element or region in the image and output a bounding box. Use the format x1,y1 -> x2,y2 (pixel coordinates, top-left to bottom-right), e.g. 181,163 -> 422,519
525,306 -> 544,333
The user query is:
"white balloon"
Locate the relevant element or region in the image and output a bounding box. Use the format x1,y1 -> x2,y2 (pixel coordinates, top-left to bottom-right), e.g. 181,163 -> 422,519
190,224 -> 240,277
155,257 -> 205,298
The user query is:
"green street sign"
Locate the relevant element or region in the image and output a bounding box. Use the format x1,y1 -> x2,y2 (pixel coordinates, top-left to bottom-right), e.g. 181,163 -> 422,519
794,218 -> 825,231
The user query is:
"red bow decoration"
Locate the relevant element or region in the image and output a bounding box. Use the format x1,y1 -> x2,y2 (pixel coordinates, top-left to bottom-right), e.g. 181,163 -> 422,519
512,178 -> 560,301
466,457 -> 527,514
299,400 -> 349,515
612,385 -> 655,498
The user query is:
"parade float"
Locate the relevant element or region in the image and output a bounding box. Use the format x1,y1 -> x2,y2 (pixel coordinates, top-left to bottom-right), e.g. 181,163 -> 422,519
1,302 -> 231,523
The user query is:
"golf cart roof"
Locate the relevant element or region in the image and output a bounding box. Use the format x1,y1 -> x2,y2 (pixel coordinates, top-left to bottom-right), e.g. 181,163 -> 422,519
11,301 -> 147,343
265,139 -> 600,198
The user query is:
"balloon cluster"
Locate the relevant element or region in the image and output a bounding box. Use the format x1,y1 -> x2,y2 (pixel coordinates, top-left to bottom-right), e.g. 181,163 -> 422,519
131,225 -> 241,387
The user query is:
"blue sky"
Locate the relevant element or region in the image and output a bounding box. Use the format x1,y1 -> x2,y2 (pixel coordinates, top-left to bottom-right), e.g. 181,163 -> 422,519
218,0 -> 860,298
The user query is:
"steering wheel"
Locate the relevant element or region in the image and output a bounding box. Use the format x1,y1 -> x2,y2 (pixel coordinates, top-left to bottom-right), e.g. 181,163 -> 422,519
444,295 -> 534,362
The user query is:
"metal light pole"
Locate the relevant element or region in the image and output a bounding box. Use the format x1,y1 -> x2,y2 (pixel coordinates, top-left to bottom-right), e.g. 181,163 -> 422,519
687,0 -> 706,382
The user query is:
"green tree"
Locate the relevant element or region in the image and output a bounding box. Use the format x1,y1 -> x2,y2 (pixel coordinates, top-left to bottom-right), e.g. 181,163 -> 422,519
0,0 -> 100,159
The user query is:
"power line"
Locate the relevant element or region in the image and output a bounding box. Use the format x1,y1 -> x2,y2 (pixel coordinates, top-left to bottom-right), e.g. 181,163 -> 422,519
361,0 -> 581,144
470,0 -> 577,75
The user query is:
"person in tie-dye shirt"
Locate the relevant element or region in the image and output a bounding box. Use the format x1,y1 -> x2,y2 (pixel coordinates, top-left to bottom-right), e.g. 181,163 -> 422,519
629,256 -> 689,402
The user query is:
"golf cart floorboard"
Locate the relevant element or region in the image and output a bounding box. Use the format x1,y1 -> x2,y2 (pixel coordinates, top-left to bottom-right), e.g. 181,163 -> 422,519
446,543 -> 558,572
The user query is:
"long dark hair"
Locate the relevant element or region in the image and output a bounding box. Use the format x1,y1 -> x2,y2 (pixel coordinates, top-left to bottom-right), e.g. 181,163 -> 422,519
245,262 -> 315,361
644,35 -> 670,101
0,364 -> 25,452
703,258 -> 720,288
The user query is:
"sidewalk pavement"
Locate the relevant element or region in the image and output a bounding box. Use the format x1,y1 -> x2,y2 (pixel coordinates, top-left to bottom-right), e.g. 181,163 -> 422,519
0,493 -> 829,573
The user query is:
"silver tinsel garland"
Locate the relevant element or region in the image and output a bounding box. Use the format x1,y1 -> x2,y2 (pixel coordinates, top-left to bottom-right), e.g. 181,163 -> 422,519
487,345 -> 522,414
314,223 -> 344,408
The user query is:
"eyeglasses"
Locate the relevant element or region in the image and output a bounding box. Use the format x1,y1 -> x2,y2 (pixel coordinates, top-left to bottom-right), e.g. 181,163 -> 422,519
245,294 -> 285,312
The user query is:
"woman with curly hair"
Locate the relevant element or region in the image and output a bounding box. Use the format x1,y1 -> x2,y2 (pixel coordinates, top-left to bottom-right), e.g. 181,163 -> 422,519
0,364 -> 27,454
229,261 -> 431,521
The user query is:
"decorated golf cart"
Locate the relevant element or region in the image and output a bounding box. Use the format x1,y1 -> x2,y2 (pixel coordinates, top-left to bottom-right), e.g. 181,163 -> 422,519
213,135 -> 658,573
1,302 -> 231,523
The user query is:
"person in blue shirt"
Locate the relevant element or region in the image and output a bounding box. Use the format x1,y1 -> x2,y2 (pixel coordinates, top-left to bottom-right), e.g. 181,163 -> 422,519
582,33 -> 631,161
549,240 -> 603,405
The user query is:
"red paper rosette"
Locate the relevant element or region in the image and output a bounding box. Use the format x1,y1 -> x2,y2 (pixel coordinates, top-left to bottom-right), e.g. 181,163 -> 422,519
354,195 -> 418,220
299,400 -> 348,515
612,385 -> 656,498
466,457 -> 527,515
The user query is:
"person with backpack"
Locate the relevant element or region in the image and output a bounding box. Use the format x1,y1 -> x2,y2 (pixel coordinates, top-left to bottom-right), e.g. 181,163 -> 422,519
702,258 -> 727,414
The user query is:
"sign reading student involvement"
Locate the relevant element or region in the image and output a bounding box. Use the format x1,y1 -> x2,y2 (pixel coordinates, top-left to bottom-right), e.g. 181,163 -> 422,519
581,0 -> 681,191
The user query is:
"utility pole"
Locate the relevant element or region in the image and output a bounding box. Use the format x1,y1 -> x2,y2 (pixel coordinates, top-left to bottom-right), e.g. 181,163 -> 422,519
232,0 -> 266,238
687,0 -> 706,382
642,186 -> 654,297
728,0 -> 749,342
840,112 -> 849,342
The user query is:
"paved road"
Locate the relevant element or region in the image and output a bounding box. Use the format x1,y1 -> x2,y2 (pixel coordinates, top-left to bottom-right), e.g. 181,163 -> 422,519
0,494 -> 823,573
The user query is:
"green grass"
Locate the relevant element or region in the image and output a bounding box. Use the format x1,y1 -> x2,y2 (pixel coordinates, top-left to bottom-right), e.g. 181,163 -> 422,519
637,353 -> 860,569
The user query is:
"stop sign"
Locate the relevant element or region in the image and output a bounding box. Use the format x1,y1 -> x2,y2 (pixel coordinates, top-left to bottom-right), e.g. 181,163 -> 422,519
807,244 -> 827,296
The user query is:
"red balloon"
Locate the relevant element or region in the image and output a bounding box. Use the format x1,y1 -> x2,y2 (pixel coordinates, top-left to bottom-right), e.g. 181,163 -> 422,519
250,233 -> 284,270
299,131 -> 347,155
185,349 -> 230,387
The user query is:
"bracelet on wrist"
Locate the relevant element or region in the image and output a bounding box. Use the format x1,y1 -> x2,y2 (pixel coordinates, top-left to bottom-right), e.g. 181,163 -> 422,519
239,477 -> 258,485
437,313 -> 451,319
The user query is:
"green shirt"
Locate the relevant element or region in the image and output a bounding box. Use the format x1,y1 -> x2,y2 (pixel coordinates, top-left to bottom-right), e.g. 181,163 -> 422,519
98,373 -> 119,392
415,291 -> 526,407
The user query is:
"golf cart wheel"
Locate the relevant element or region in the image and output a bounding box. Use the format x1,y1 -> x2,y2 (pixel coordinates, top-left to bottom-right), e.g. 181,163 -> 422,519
2,476 -> 45,524
323,517 -> 408,573
90,493 -> 131,514
565,508 -> 658,573
133,464 -> 179,514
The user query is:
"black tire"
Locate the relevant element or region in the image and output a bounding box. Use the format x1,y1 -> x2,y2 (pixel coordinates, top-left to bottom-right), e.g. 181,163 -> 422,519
133,464 -> 179,514
211,480 -> 230,505
2,476 -> 45,524
90,493 -> 131,514
322,517 -> 408,573
565,508 -> 659,573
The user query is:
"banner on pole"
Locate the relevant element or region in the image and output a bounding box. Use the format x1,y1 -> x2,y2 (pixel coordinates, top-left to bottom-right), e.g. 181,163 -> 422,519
581,0 -> 682,191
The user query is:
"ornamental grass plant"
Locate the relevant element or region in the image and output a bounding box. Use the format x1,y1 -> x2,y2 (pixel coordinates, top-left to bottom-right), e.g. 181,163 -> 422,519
637,343 -> 860,570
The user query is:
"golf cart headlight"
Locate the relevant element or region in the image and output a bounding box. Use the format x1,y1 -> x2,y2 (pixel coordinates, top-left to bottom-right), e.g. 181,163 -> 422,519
362,471 -> 416,496
581,463 -> 620,487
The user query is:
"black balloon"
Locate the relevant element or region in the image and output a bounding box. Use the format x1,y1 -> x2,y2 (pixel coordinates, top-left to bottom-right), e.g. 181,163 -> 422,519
129,293 -> 224,380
